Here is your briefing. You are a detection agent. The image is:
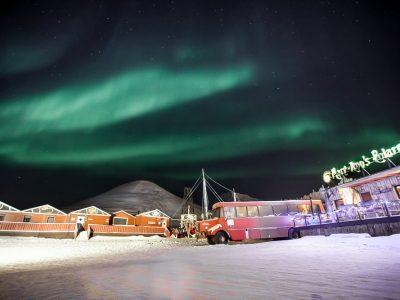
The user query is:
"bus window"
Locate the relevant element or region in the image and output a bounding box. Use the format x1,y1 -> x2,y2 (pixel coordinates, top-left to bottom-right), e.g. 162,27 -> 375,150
288,204 -> 299,215
224,206 -> 236,219
298,204 -> 311,214
236,206 -> 247,218
273,205 -> 288,216
247,206 -> 259,217
212,208 -> 221,218
258,205 -> 273,216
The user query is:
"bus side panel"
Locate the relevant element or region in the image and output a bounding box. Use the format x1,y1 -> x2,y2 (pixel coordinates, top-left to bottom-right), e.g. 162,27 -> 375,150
259,216 -> 292,238
227,227 -> 246,241
228,217 -> 247,241
227,217 -> 261,240
248,217 -> 261,239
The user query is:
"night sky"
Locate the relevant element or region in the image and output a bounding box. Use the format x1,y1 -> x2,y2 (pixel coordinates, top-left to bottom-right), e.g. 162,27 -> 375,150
0,1 -> 399,209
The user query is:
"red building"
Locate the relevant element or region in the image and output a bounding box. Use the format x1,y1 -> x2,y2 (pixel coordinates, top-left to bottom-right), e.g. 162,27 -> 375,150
22,204 -> 68,223
68,206 -> 111,229
0,201 -> 23,222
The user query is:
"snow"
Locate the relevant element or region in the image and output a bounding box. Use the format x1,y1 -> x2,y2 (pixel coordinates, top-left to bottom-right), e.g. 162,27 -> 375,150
1,234 -> 400,299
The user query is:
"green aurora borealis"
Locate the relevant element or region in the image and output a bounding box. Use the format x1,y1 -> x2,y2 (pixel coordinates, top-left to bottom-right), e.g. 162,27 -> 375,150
0,1 -> 399,207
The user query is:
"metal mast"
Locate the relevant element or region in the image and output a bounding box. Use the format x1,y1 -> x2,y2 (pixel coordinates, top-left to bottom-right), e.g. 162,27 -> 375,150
202,168 -> 209,219
233,188 -> 237,202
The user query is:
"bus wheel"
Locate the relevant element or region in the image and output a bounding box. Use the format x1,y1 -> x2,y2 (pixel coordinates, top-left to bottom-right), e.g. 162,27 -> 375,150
214,232 -> 228,244
288,228 -> 301,239
207,236 -> 216,245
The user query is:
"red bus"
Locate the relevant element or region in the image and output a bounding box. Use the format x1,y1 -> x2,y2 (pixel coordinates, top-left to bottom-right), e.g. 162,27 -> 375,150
197,200 -> 325,244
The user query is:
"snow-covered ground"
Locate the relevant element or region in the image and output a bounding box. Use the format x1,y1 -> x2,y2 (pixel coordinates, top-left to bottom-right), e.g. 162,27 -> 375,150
0,234 -> 399,299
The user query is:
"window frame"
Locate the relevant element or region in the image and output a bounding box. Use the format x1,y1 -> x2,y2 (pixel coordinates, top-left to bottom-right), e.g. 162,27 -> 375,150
223,206 -> 236,219
113,217 -> 128,225
272,204 -> 289,216
258,205 -> 274,217
235,206 -> 247,218
246,206 -> 259,217
394,186 -> 400,200
46,216 -> 55,223
23,215 -> 31,223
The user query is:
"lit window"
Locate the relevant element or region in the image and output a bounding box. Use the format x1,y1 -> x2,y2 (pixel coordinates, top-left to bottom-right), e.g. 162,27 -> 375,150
236,206 -> 247,218
47,217 -> 55,223
361,192 -> 373,201
247,206 -> 259,217
298,204 -> 312,214
224,207 -> 236,219
395,186 -> 400,199
312,204 -> 321,214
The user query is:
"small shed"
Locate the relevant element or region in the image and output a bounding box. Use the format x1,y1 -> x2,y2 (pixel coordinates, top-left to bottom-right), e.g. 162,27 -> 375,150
111,210 -> 136,225
22,204 -> 68,223
0,201 -> 23,222
68,206 -> 110,229
135,209 -> 170,228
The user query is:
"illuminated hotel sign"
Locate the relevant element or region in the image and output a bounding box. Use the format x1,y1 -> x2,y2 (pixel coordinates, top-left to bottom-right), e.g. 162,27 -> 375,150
323,143 -> 400,183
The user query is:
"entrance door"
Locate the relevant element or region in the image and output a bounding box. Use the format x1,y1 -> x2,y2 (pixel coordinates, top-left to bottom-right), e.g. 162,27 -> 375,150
76,215 -> 85,224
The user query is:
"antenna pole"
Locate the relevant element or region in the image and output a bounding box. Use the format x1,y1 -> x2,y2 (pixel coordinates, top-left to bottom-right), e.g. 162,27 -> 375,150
233,188 -> 237,202
202,168 -> 209,219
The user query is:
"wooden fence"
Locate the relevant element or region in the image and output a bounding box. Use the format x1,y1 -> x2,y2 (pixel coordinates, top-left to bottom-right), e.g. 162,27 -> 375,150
0,222 -> 77,238
88,224 -> 168,238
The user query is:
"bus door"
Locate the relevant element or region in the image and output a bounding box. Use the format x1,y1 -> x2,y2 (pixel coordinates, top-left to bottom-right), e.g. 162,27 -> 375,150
233,206 -> 260,240
246,206 -> 261,240
223,206 -> 244,241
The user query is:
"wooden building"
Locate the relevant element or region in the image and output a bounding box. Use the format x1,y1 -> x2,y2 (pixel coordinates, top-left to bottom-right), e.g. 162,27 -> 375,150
135,209 -> 170,228
22,204 -> 68,223
321,166 -> 400,210
111,210 -> 136,225
0,201 -> 23,222
68,206 -> 110,229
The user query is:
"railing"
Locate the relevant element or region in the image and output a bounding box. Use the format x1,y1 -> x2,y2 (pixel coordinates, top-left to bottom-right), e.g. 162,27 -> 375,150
293,200 -> 400,227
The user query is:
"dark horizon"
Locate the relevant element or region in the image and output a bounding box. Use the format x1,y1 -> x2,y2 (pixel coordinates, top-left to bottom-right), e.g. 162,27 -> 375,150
0,1 -> 399,209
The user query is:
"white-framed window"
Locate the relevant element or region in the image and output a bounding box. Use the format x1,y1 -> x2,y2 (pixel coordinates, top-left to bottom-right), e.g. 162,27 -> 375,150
113,217 -> 128,225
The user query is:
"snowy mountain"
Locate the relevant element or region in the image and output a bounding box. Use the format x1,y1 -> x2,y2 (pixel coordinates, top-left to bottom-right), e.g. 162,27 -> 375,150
62,180 -> 201,218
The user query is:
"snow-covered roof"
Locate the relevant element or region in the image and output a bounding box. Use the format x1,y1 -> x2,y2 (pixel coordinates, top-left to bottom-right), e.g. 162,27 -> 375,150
23,204 -> 66,215
70,206 -> 110,216
0,201 -> 19,212
139,209 -> 170,218
340,165 -> 400,188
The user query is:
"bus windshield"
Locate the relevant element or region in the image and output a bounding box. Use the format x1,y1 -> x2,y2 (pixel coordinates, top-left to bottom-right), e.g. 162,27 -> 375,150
210,208 -> 221,218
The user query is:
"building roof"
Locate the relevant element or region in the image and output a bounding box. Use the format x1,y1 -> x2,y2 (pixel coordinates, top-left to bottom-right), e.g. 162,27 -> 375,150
113,210 -> 136,218
211,199 -> 323,209
70,206 -> 111,216
339,165 -> 400,188
138,209 -> 170,218
0,200 -> 19,212
23,204 -> 66,215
